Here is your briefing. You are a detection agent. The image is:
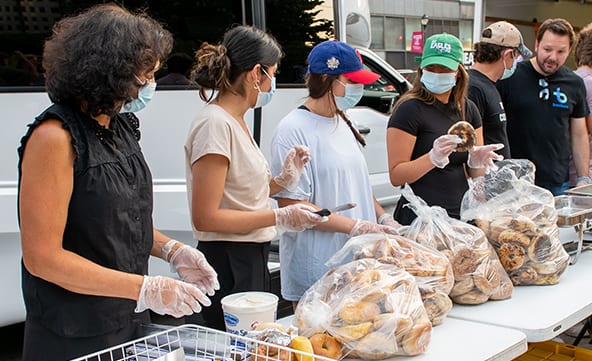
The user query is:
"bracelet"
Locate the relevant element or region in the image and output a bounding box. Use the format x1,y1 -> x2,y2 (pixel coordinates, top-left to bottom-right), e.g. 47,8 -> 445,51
377,213 -> 391,225
161,239 -> 179,261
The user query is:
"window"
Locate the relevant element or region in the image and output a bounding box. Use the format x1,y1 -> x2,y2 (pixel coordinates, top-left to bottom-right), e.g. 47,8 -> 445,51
370,16 -> 384,49
384,17 -> 404,50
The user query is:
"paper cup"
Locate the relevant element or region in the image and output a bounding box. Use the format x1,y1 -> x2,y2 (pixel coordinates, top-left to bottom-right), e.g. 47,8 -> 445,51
221,291 -> 279,337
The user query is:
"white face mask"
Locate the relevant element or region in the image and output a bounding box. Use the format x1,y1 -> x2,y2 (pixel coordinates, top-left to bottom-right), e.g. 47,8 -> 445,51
334,80 -> 364,110
420,70 -> 457,94
120,81 -> 157,113
254,69 -> 276,108
501,51 -> 517,80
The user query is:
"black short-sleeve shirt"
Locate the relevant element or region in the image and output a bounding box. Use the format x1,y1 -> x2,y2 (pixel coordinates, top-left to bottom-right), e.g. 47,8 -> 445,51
497,61 -> 589,185
468,68 -> 511,158
388,97 -> 482,224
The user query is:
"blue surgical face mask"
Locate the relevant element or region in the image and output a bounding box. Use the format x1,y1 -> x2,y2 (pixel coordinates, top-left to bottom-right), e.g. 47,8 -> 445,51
500,51 -> 517,80
334,80 -> 364,110
120,81 -> 157,113
254,69 -> 276,108
420,70 -> 457,94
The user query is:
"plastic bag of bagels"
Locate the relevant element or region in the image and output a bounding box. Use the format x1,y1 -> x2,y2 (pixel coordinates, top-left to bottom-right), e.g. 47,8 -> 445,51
293,258 -> 432,358
326,233 -> 454,326
399,185 -> 514,304
460,162 -> 569,286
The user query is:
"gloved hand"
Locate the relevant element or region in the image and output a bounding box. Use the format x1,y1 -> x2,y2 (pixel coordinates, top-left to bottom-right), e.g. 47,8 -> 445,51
467,144 -> 504,171
273,203 -> 326,235
429,134 -> 463,168
377,213 -> 402,229
167,241 -> 220,296
349,219 -> 400,237
135,275 -> 211,318
273,145 -> 311,191
576,175 -> 592,187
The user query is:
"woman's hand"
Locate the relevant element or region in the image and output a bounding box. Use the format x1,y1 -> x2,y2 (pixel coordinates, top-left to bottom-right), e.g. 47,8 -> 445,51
273,145 -> 310,191
429,134 -> 463,168
135,276 -> 211,318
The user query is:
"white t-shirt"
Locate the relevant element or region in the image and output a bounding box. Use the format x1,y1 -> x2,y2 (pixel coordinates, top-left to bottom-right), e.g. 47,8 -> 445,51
185,104 -> 276,242
271,107 -> 376,301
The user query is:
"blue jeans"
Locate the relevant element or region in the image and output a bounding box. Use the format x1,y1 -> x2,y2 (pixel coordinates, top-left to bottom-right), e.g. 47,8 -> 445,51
539,182 -> 569,196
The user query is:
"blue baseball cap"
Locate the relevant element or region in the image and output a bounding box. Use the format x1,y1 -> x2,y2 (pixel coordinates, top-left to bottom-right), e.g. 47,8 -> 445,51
307,40 -> 380,84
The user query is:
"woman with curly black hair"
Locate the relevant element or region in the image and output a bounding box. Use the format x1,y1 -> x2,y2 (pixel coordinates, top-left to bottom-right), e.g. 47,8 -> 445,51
17,4 -> 219,359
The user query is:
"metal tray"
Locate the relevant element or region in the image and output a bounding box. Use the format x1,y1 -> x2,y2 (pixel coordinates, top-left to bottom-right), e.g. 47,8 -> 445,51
554,195 -> 592,226
565,184 -> 592,196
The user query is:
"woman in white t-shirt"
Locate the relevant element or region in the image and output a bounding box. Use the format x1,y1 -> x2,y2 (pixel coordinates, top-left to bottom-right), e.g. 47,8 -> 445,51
270,40 -> 401,308
186,25 -> 325,330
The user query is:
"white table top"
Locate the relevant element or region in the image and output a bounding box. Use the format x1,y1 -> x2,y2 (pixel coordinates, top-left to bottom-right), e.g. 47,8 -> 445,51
449,250 -> 592,342
278,315 -> 527,361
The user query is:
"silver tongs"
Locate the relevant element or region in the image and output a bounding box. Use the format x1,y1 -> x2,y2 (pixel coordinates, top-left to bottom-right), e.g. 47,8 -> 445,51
314,202 -> 357,217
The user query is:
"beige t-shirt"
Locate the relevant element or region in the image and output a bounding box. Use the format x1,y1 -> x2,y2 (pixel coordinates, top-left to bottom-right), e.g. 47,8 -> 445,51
185,104 -> 276,242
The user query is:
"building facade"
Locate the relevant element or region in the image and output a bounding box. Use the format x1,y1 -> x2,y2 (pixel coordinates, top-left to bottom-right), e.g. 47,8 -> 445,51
368,0 -> 478,70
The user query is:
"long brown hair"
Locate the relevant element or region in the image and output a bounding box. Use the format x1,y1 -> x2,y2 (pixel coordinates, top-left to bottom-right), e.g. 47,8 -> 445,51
306,73 -> 366,146
392,66 -> 469,121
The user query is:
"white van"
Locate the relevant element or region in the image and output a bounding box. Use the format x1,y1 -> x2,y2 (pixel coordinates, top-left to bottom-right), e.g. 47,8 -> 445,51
0,0 -> 409,326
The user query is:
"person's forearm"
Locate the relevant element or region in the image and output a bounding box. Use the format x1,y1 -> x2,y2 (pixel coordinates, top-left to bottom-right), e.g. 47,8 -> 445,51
23,248 -> 144,300
389,154 -> 434,186
573,133 -> 591,178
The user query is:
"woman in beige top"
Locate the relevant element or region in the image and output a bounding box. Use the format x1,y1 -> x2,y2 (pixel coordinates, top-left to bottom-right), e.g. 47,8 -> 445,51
186,25 -> 325,330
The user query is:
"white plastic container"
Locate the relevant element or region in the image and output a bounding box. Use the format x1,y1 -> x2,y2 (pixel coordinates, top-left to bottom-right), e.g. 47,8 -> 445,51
221,291 -> 279,337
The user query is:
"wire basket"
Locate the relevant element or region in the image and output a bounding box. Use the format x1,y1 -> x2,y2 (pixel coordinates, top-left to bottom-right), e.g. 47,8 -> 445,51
73,324 -> 333,361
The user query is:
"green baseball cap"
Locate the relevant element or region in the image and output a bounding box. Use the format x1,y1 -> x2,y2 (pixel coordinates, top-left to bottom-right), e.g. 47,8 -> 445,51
420,33 -> 463,71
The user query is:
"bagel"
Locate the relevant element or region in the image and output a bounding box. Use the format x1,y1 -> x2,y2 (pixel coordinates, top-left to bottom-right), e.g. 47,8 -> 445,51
509,218 -> 537,233
338,301 -> 381,324
497,229 -> 531,248
451,247 -> 481,278
509,266 -> 538,286
253,344 -> 291,361
400,321 -> 432,355
498,242 -> 526,271
527,233 -> 554,262
351,332 -> 398,360
451,289 -> 489,305
447,121 -> 476,152
422,291 -> 453,326
533,273 -> 560,285
449,276 -> 475,297
472,264 -> 501,296
474,219 -> 491,239
489,276 -> 513,300
335,322 -> 373,342
531,260 -> 559,275
309,333 -> 343,360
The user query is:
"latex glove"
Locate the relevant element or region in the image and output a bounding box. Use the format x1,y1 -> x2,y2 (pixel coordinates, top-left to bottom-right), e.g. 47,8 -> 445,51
273,145 -> 311,191
429,134 -> 463,168
576,176 -> 592,187
273,203 -> 326,235
135,275 -> 211,318
467,144 -> 504,172
167,241 -> 220,296
349,219 -> 400,237
377,213 -> 402,229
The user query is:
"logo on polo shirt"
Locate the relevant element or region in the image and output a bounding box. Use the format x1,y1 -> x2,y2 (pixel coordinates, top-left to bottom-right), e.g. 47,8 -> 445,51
429,40 -> 452,54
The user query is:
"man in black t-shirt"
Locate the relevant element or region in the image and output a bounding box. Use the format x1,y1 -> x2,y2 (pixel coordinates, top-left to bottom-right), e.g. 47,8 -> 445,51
497,18 -> 591,195
469,21 -> 532,159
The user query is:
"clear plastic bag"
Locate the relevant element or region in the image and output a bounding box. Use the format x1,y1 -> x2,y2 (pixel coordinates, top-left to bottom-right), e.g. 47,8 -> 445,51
460,161 -> 569,286
293,259 -> 432,358
326,233 -> 453,326
400,185 -> 513,304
